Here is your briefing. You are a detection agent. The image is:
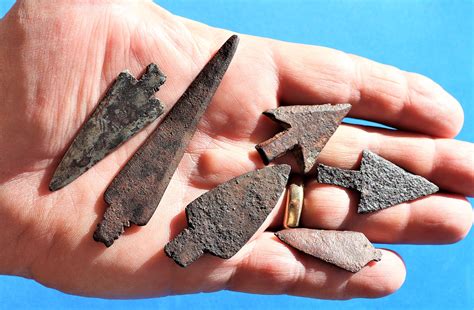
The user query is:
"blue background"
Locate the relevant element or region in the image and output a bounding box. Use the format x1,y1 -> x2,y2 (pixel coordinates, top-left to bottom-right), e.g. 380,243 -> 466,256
0,0 -> 472,309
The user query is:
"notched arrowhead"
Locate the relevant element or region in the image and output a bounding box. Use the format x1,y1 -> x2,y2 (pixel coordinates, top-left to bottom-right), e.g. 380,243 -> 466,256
276,228 -> 382,273
256,104 -> 351,173
165,164 -> 291,267
49,63 -> 166,191
317,149 -> 439,213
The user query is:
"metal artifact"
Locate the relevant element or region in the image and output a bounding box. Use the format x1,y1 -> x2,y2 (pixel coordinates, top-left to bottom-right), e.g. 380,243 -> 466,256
283,177 -> 304,228
49,63 -> 166,191
256,104 -> 351,173
317,149 -> 439,213
276,228 -> 382,272
93,35 -> 239,247
165,164 -> 291,267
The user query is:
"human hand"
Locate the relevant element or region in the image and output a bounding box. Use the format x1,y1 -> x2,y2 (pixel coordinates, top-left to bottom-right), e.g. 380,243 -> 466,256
0,0 -> 472,299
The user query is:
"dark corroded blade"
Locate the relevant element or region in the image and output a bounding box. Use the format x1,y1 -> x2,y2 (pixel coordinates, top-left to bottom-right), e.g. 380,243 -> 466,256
165,164 -> 291,267
256,104 -> 351,173
317,149 -> 439,213
49,64 -> 166,191
93,35 -> 239,247
276,228 -> 382,273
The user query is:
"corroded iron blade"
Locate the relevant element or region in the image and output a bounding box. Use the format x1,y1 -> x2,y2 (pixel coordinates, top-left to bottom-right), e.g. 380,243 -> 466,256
93,35 -> 240,247
49,64 -> 166,191
165,164 -> 291,267
317,149 -> 439,213
275,228 -> 382,273
256,104 -> 351,173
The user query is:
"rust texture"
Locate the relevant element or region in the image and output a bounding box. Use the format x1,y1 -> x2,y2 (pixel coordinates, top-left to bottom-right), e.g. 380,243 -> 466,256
255,104 -> 351,173
93,35 -> 239,247
49,64 -> 166,191
165,164 -> 291,267
317,149 -> 439,213
276,228 -> 382,273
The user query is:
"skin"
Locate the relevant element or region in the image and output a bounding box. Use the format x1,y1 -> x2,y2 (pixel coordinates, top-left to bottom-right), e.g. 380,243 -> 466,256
0,0 -> 472,300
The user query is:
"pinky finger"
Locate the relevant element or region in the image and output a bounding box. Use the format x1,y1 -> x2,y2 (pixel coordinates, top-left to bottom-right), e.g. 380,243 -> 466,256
227,232 -> 406,300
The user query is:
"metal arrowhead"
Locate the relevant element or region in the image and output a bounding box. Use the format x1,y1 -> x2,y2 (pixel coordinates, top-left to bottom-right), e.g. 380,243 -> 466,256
165,164 -> 291,267
49,63 -> 166,191
256,104 -> 351,173
93,35 -> 240,247
317,149 -> 439,213
275,228 -> 382,273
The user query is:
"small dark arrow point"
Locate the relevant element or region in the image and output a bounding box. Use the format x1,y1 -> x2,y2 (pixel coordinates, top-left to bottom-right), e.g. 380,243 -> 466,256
256,104 -> 351,173
165,164 -> 291,267
49,63 -> 166,191
93,35 -> 240,247
276,228 -> 382,273
317,149 -> 439,213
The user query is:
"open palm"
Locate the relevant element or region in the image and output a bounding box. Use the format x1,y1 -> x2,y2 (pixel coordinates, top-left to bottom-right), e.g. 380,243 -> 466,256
0,0 -> 472,299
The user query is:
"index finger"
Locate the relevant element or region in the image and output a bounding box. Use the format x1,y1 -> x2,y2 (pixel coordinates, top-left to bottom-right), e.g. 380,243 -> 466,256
272,41 -> 464,138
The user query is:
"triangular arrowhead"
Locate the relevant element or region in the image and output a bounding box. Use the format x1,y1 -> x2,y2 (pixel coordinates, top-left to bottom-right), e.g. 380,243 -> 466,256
257,104 -> 351,173
357,150 -> 439,213
275,228 -> 382,272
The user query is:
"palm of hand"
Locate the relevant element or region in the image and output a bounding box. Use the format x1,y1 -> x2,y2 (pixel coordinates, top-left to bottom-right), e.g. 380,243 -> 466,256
0,0 -> 472,299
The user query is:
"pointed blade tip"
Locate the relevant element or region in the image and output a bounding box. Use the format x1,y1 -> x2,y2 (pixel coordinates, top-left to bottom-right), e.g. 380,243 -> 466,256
48,176 -> 66,192
221,34 -> 240,56
227,34 -> 240,45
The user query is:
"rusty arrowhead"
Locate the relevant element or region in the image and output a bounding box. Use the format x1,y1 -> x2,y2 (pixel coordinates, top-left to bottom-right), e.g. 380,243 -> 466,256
49,63 -> 166,191
256,104 -> 351,173
276,228 -> 382,273
93,35 -> 239,247
165,164 -> 291,267
317,149 -> 439,213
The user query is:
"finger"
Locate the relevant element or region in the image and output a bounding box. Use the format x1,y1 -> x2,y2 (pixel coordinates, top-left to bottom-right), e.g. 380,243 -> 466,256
319,124 -> 474,197
272,41 -> 463,138
302,183 -> 473,244
226,233 -> 405,299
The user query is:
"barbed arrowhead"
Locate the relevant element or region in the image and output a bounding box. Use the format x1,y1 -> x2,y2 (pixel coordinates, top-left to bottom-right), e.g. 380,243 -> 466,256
93,35 -> 239,247
165,164 -> 291,267
317,149 -> 439,213
256,104 -> 351,173
276,228 -> 382,273
49,64 -> 166,191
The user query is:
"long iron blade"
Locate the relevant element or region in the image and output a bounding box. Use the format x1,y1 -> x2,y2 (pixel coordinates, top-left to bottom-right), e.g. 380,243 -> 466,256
94,35 -> 240,247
